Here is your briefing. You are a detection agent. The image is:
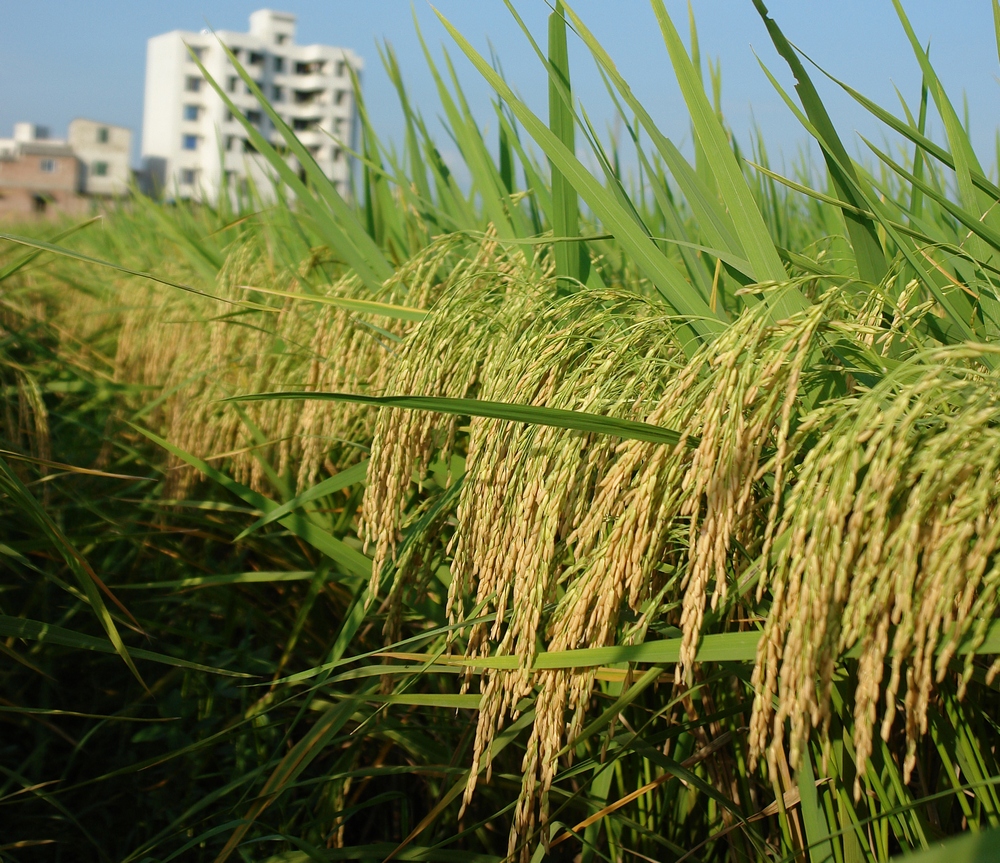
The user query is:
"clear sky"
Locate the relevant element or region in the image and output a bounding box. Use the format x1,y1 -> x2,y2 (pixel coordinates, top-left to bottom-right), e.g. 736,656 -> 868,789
1,1 -> 997,179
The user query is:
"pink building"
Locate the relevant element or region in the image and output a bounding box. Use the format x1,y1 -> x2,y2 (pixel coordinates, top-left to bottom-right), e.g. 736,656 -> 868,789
0,122 -> 129,221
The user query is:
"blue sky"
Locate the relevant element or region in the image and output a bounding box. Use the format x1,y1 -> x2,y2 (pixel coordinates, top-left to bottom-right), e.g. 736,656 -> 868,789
2,1 -> 997,177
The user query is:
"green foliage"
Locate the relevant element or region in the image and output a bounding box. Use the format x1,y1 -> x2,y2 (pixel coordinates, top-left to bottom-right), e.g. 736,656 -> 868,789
2,2 -> 1000,862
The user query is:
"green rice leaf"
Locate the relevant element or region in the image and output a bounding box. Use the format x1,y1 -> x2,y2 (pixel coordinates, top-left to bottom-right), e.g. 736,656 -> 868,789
650,0 -> 792,291
227,391 -> 690,447
0,217 -> 100,283
431,4 -> 724,344
890,827 -> 1000,862
132,425 -> 372,578
117,571 -> 317,590
235,460 -> 369,540
0,232 -> 248,309
0,615 -> 252,677
0,454 -> 144,687
237,285 -> 428,322
750,0 -> 888,286
548,1 -> 588,287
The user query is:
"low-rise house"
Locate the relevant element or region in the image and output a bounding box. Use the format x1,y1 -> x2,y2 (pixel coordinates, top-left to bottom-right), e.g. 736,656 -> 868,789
68,119 -> 133,197
0,121 -> 133,220
0,124 -> 87,219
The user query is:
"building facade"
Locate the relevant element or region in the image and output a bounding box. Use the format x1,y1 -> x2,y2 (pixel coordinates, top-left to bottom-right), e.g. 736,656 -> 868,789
0,121 -> 134,220
141,9 -> 361,202
68,119 -> 133,196
0,124 -> 85,220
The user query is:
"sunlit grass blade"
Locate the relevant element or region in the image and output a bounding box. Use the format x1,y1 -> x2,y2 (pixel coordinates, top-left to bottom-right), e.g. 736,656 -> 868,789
237,284 -> 427,321
116,571 -> 316,590
0,217 -> 101,284
192,45 -> 394,293
228,391 -> 690,447
649,0 -> 792,292
0,232 -> 249,308
432,6 -> 723,346
750,0 -> 888,286
548,1 -> 588,288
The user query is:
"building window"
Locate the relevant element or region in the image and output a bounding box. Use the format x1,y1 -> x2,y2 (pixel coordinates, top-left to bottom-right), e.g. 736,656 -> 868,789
275,33 -> 287,45
183,104 -> 200,121
188,46 -> 205,61
33,195 -> 47,214
334,89 -> 347,105
332,147 -> 342,163
40,159 -> 55,173
336,60 -> 346,77
242,138 -> 257,154
227,76 -> 238,93
249,51 -> 264,65
182,134 -> 198,150
180,168 -> 197,185
185,76 -> 202,92
273,56 -> 285,73
272,85 -> 284,102
295,60 -> 323,75
245,110 -> 262,125
97,127 -> 109,143
225,135 -> 239,151
93,161 -> 109,177
228,46 -> 241,60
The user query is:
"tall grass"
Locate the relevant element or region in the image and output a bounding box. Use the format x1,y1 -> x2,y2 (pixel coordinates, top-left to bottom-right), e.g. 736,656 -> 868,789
3,2 -> 1000,861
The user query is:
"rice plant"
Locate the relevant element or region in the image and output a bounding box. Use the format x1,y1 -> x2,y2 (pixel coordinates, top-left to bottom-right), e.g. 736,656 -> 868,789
3,1 -> 1000,861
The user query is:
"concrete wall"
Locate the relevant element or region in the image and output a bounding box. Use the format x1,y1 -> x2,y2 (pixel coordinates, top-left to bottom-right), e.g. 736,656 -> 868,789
69,119 -> 132,196
0,149 -> 88,220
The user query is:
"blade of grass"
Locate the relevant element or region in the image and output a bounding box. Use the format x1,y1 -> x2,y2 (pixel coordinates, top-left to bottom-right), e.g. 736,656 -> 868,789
131,425 -> 372,579
0,454 -> 144,686
649,0 -> 792,293
235,459 -> 368,540
548,1 -> 588,288
750,0 -> 888,286
238,285 -> 427,321
228,391 -> 690,447
0,615 -> 252,677
431,4 -> 724,345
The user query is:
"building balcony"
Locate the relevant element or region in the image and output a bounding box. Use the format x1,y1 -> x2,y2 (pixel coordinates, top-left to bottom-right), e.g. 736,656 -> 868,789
284,72 -> 330,91
285,102 -> 332,119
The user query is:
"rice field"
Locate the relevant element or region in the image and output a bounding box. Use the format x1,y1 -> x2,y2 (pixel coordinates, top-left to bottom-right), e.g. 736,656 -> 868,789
3,2 -> 1000,861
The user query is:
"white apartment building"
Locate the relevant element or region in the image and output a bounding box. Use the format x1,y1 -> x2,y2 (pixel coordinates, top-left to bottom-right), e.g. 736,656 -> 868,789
141,9 -> 361,202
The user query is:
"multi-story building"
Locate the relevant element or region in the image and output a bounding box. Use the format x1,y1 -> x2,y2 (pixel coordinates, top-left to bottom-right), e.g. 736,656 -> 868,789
0,124 -> 84,220
0,120 -> 134,220
68,119 -> 133,197
141,9 -> 361,202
